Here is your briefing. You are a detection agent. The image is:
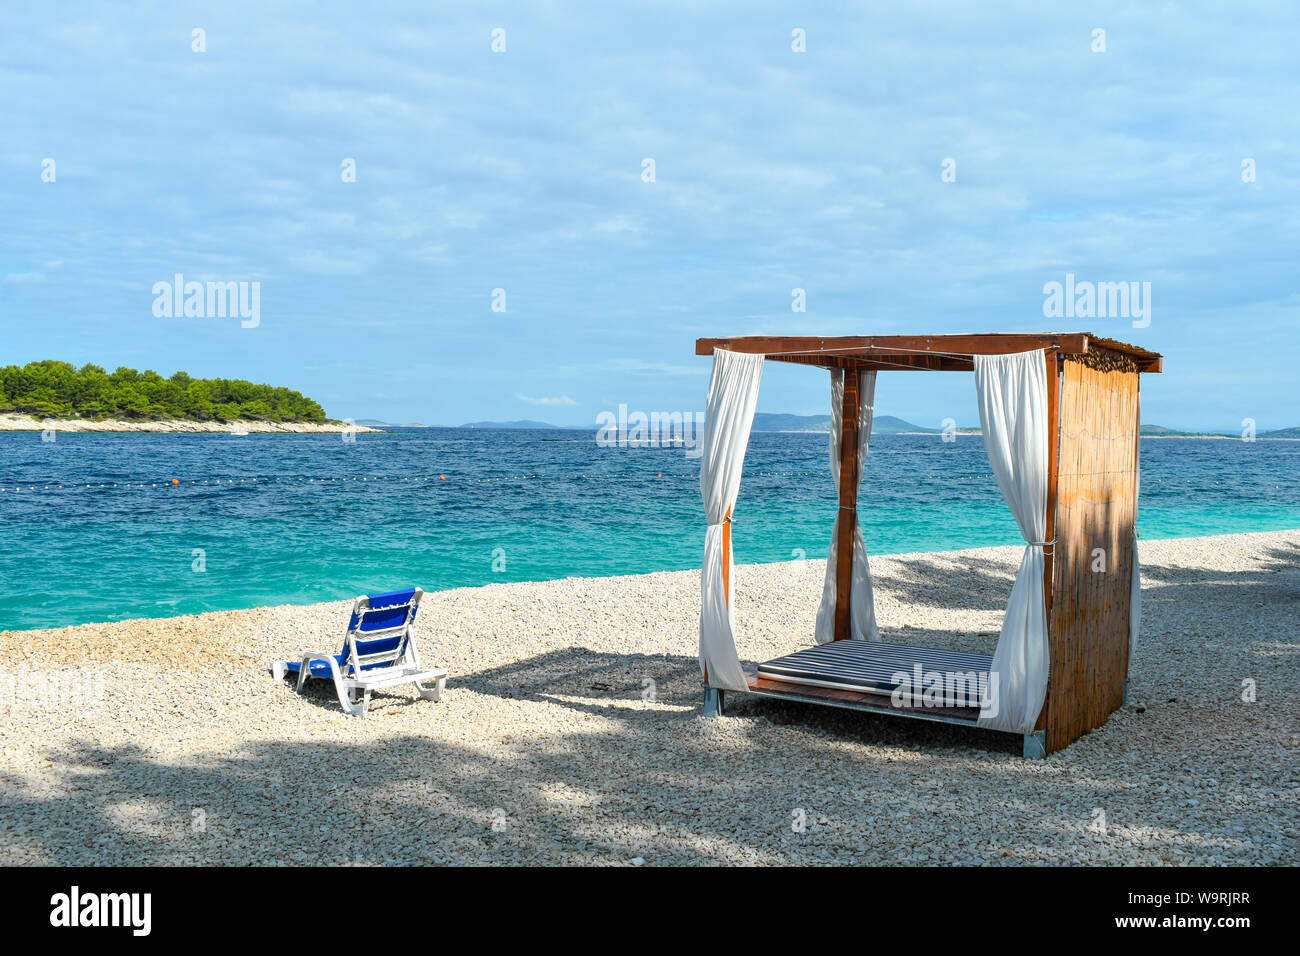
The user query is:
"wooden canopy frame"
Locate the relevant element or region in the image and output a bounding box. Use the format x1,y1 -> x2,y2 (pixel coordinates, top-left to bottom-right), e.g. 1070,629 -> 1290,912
696,331 -> 1162,756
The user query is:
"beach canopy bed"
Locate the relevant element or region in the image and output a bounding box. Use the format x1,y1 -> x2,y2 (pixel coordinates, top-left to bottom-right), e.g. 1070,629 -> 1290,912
695,332 -> 1162,757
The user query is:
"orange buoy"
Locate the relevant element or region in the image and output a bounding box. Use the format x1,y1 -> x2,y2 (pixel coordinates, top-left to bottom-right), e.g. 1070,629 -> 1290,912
657,473 -> 662,478
171,478 -> 180,485
439,474 -> 446,480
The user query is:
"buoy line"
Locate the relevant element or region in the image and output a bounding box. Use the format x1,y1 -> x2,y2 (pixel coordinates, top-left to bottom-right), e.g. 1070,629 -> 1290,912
0,469 -> 1184,495
0,469 -> 1254,495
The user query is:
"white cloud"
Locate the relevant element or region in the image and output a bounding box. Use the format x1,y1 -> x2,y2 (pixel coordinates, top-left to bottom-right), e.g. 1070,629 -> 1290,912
0,4 -> 1294,429
515,393 -> 577,407
287,251 -> 371,275
410,243 -> 450,264
593,216 -> 639,236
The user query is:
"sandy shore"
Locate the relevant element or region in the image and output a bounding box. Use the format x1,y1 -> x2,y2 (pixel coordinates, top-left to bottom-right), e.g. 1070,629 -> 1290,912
0,414 -> 380,434
1,529 -> 1296,865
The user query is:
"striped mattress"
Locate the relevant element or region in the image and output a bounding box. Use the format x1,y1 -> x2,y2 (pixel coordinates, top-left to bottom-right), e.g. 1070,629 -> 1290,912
756,639 -> 993,704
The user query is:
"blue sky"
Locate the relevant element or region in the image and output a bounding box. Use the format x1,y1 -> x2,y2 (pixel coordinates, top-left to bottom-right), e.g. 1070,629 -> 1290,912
2,2 -> 1296,430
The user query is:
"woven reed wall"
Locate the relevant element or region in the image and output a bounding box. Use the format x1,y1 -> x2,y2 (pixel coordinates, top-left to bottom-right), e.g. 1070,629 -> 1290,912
1046,359 -> 1139,752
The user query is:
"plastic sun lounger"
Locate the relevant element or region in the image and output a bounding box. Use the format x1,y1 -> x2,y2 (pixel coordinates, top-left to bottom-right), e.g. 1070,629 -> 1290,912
271,587 -> 447,717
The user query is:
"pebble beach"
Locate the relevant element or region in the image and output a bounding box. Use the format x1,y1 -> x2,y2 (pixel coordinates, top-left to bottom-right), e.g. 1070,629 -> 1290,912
1,529 -> 1296,866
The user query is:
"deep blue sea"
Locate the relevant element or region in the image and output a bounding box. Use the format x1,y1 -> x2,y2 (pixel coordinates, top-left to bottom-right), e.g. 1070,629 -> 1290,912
1,429 -> 1297,631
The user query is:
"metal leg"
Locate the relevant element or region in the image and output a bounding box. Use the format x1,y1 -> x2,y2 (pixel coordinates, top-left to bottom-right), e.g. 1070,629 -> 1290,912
335,681 -> 365,717
1022,730 -> 1046,759
416,676 -> 445,702
702,687 -> 724,718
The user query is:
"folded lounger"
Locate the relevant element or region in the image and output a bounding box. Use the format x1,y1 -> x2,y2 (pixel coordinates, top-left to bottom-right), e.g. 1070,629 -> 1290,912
271,587 -> 447,716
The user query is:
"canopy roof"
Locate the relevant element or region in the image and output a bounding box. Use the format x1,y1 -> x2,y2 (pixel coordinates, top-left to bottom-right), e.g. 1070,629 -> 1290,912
695,332 -> 1163,373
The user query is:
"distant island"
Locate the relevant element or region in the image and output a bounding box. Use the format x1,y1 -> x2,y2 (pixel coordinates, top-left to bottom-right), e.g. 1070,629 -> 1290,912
750,413 -> 947,434
746,414 -> 1297,438
0,360 -> 374,433
461,419 -> 559,429
1139,423 -> 1298,439
444,413 -> 1299,438
447,413 -> 948,433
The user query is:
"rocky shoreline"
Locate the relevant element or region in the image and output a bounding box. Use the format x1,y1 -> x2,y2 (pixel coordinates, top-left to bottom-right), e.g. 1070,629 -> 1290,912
0,414 -> 382,434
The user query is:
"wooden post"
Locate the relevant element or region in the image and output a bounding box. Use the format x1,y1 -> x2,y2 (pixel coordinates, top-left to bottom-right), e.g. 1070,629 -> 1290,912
721,507 -> 732,608
1043,351 -> 1060,620
834,369 -> 860,640
706,504 -> 734,688
1036,351 -> 1060,733
1127,382 -> 1141,681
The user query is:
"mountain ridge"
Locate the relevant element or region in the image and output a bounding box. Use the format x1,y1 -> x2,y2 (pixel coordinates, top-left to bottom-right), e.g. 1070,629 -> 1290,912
358,416 -> 1299,438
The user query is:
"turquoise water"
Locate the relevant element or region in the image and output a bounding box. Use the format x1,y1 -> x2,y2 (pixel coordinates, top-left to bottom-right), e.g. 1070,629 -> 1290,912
1,429 -> 1297,630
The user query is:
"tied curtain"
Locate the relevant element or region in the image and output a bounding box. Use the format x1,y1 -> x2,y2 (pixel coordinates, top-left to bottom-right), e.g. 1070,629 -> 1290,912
815,368 -> 881,643
973,350 -> 1050,735
698,348 -> 765,692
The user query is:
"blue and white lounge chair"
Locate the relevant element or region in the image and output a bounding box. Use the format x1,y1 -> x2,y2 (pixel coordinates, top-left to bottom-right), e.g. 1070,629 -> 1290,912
271,588 -> 447,716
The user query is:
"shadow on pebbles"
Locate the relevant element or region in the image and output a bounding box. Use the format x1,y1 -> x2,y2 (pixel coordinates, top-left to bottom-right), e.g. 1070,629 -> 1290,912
1,529 -> 1297,865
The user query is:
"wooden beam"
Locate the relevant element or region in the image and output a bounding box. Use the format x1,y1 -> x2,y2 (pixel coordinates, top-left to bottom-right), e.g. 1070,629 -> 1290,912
767,353 -> 969,372
1087,335 -> 1164,373
766,354 -> 863,370
697,333 -> 1091,357
696,333 -> 1163,373
744,665 -> 981,723
834,371 -> 860,640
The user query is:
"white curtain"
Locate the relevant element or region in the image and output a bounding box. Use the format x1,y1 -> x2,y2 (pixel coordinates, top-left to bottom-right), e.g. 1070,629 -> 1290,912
973,350 -> 1050,735
815,369 -> 880,643
1129,431 -> 1142,665
699,348 -> 765,692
